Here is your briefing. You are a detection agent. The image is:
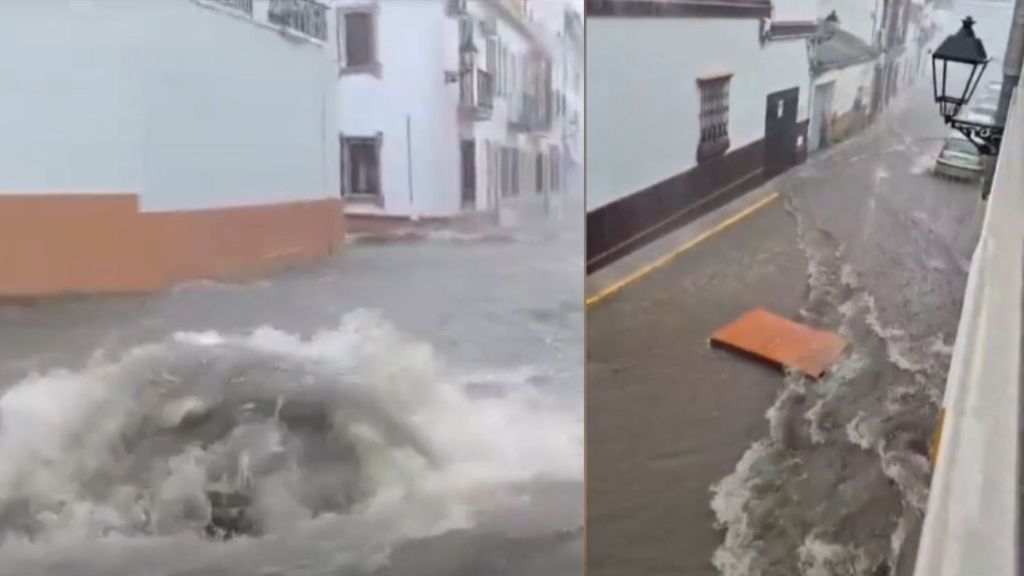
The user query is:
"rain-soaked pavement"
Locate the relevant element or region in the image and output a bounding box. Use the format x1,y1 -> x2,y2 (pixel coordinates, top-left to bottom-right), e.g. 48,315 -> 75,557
0,192 -> 583,576
587,77 -> 989,575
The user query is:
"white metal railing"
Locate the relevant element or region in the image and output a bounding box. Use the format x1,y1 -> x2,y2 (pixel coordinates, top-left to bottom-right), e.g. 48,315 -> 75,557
913,79 -> 1023,576
268,0 -> 327,41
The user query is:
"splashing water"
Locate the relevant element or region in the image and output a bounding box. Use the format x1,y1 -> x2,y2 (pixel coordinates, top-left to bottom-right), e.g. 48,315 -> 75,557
0,309 -> 581,575
711,193 -> 951,576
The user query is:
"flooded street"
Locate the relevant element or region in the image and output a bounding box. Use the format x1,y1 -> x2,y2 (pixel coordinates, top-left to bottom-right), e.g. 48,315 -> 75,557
0,193 -> 584,576
587,30 -> 999,572
709,83 -> 983,576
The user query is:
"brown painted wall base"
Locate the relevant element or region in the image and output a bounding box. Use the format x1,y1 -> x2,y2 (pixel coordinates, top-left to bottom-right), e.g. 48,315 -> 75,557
0,194 -> 345,297
587,120 -> 808,273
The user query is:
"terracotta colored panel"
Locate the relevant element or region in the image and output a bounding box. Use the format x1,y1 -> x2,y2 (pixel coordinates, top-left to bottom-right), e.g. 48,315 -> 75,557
710,308 -> 847,378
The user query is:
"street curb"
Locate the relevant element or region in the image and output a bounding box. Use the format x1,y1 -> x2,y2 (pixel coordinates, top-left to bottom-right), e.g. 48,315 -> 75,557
585,185 -> 780,306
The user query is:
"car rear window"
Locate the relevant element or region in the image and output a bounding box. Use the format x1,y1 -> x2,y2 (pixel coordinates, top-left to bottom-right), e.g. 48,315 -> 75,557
945,139 -> 977,155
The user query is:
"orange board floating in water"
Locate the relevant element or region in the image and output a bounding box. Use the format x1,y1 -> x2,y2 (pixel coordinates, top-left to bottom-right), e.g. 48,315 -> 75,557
710,308 -> 847,378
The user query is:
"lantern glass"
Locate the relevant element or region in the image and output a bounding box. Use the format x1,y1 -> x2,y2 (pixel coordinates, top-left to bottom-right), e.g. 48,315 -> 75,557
930,16 -> 990,121
932,57 -> 987,119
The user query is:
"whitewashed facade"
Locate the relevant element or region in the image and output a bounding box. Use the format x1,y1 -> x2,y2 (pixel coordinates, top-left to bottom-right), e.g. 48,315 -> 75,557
0,0 -> 344,296
586,0 -> 817,271
0,0 -> 339,212
336,0 -> 579,220
587,0 -> 816,207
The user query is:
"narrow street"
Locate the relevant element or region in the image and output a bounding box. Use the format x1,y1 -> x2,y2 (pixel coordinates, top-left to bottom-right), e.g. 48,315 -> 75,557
587,82 -> 983,576
0,193 -> 584,576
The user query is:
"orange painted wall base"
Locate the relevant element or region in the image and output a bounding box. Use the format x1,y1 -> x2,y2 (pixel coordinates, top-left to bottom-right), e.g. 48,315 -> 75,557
0,194 -> 345,297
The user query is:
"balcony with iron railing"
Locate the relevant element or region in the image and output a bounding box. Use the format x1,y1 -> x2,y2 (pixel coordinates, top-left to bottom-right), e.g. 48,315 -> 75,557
197,0 -> 327,43
460,68 -> 494,120
268,0 -> 327,41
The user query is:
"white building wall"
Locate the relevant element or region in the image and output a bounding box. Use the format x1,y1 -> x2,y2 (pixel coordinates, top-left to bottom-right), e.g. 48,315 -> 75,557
337,0 -> 559,218
586,17 -> 811,211
0,0 -> 338,212
460,4 -> 527,211
815,60 -> 875,116
337,0 -> 458,218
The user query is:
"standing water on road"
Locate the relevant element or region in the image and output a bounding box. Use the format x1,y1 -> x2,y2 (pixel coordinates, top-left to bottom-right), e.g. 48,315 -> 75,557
0,194 -> 584,576
710,3 -> 1011,573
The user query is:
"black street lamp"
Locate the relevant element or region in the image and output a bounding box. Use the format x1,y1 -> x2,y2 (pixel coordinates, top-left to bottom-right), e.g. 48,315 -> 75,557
931,16 -> 1004,154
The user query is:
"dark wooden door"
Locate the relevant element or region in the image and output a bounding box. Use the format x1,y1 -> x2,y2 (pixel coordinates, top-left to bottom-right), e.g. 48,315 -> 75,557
764,87 -> 800,177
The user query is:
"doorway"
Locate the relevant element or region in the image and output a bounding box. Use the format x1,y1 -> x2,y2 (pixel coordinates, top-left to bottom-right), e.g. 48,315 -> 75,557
764,87 -> 800,177
461,139 -> 476,209
808,81 -> 835,154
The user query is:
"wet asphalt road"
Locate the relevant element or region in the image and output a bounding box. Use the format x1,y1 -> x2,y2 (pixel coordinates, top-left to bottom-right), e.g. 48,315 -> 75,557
0,192 -> 584,576
586,81 -> 985,576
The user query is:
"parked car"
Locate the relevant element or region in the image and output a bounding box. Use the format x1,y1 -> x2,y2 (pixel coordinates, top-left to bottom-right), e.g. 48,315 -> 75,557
934,131 -> 983,180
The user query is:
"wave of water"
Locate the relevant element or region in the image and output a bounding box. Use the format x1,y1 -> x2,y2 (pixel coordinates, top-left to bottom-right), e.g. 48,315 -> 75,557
0,309 -> 581,575
710,195 -> 951,576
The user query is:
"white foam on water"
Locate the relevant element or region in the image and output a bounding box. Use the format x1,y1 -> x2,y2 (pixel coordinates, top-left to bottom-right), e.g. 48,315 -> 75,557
839,264 -> 859,289
710,440 -> 775,576
879,449 -> 931,513
798,535 -> 871,576
845,411 -> 876,451
766,372 -> 806,444
862,293 -> 935,373
805,353 -> 868,445
889,511 -> 911,571
804,398 -> 829,445
0,309 -> 581,574
910,154 -> 934,175
928,335 -> 954,357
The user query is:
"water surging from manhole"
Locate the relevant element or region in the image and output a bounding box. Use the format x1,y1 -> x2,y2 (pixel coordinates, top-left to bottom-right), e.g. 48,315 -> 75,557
0,310 -> 581,575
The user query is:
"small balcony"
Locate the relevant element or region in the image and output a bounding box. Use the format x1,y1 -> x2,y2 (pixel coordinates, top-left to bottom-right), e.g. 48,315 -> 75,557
460,68 -> 494,121
508,93 -> 552,134
268,0 -> 327,42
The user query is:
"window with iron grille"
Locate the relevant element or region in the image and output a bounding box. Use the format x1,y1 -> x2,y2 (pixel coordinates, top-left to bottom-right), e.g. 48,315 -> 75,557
341,136 -> 381,198
268,0 -> 327,41
697,73 -> 732,162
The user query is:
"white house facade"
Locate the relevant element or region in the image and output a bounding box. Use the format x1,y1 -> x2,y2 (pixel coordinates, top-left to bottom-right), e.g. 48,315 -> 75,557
586,0 -> 818,272
0,0 -> 341,296
336,0 -> 576,223
806,0 -> 936,153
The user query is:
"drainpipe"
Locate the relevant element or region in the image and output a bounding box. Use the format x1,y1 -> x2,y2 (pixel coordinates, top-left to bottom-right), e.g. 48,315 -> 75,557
406,114 -> 415,217
982,0 -> 1023,199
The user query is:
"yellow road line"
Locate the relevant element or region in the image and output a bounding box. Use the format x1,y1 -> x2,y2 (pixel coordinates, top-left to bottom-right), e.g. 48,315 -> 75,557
586,192 -> 780,309
929,407 -> 946,468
